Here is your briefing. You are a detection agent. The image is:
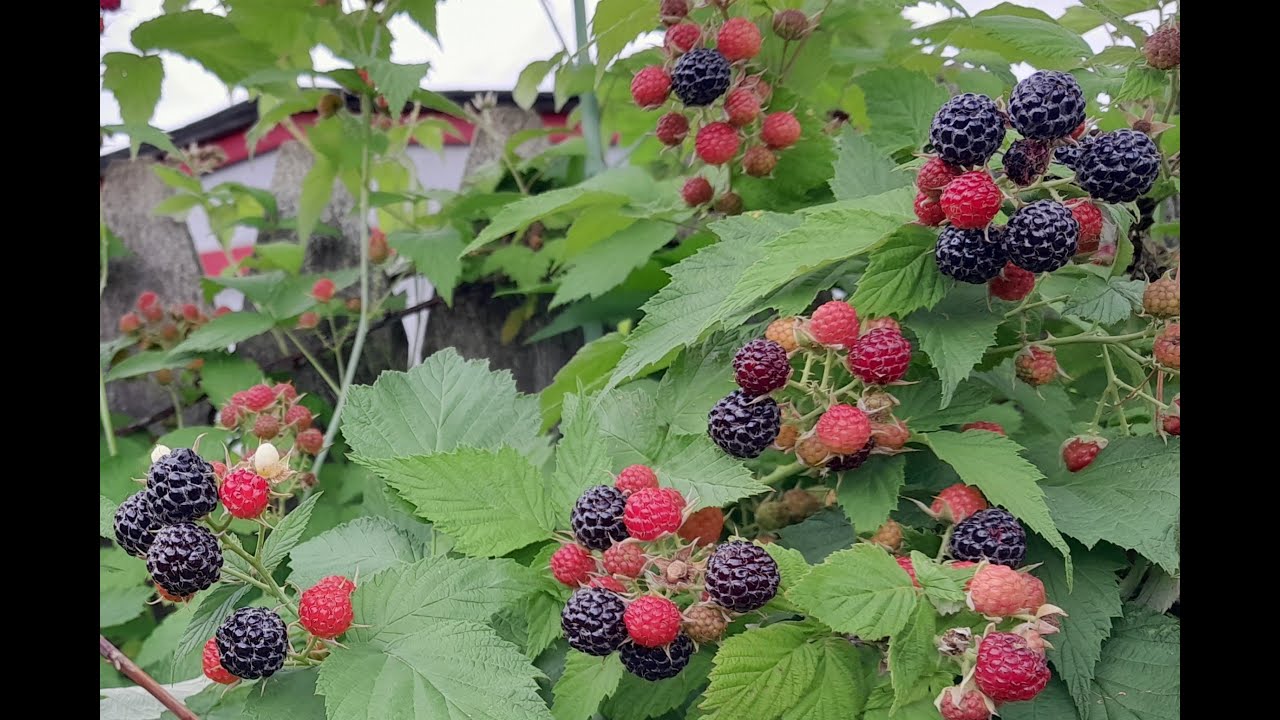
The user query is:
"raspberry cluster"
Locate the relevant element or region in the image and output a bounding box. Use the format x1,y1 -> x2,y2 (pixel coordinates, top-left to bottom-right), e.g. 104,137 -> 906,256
553,467 -> 773,681
114,290 -> 228,385
636,3 -> 819,211
219,382 -> 323,460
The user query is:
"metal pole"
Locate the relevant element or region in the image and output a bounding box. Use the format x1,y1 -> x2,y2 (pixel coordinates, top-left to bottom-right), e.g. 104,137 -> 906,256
573,0 -> 606,176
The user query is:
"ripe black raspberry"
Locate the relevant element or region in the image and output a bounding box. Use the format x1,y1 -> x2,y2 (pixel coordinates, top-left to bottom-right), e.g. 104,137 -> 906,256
1002,139 -> 1050,186
705,540 -> 780,612
1008,71 -> 1086,140
215,607 -> 289,679
929,93 -> 1006,168
561,587 -> 627,656
570,485 -> 629,550
1076,129 -> 1161,203
145,522 -> 223,597
733,339 -> 792,396
1052,135 -> 1094,170
936,226 -> 1008,284
828,438 -> 875,472
114,491 -> 161,558
147,448 -> 218,523
671,48 -> 731,107
707,390 -> 781,459
620,632 -> 694,681
949,508 -> 1027,567
1004,200 -> 1078,273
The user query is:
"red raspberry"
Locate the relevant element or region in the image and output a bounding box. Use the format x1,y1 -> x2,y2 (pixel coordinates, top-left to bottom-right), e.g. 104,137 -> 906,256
962,421 -> 1006,436
682,176 -> 714,206
101,0 -> 121,11
660,0 -> 689,24
624,595 -> 682,647
1022,573 -> 1046,609
733,338 -> 792,394
968,564 -> 1033,617
158,322 -> 179,341
988,262 -> 1035,301
1154,323 -> 1179,369
242,384 -> 277,412
297,311 -> 321,329
1014,346 -> 1057,386
677,506 -> 725,546
742,145 -> 777,176
202,638 -> 238,685
273,383 -> 298,401
181,304 -> 202,323
913,191 -> 946,226
655,112 -> 689,146
695,122 -> 741,165
809,301 -> 860,348
659,487 -> 687,510
297,428 -> 325,455
1162,395 -> 1180,436
118,312 -> 142,334
631,67 -> 671,108
974,632 -> 1051,703
230,390 -> 250,407
156,583 -> 193,603
220,469 -> 271,519
369,227 -> 391,264
930,483 -> 989,523
848,329 -> 912,385
896,556 -> 920,588
724,88 -> 760,127
616,464 -> 659,494
1062,435 -> 1107,472
312,278 -> 336,302
299,585 -> 355,639
917,157 -> 962,196
717,17 -> 762,61
143,304 -> 165,323
252,414 -> 280,440
285,404 -> 313,429
862,317 -> 900,334
550,543 -> 596,586
940,171 -> 1002,229
739,75 -> 772,104
761,112 -> 801,149
211,461 -> 227,479
870,419 -> 910,450
603,542 -> 647,578
1066,199 -> 1103,254
815,404 -> 871,454
936,687 -> 991,720
665,23 -> 700,53
1070,122 -> 1087,139
623,487 -> 685,541
136,291 -> 159,312
590,576 -> 627,593
315,575 -> 356,595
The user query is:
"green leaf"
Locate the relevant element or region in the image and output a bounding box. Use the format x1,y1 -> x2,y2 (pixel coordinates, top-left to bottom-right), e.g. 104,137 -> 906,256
998,677 -> 1080,720
550,392 -> 615,517
169,312 -> 275,356
656,343 -> 738,437
250,242 -> 305,275
777,508 -> 857,564
788,544 -> 918,639
177,584 -> 252,658
551,652 -> 624,720
602,650 -> 714,720
399,0 -> 438,38
389,228 -> 466,306
554,62 -> 595,112
151,193 -> 203,217
764,543 -> 812,592
105,350 -> 185,381
132,11 -> 275,84
100,496 -> 119,539
907,286 -> 1004,408
856,69 -> 950,152
258,492 -> 322,574
837,455 -> 905,534
463,187 -> 627,254
356,447 -> 555,557
851,225 -> 948,318
1063,276 -> 1146,325
100,547 -> 152,628
244,669 -> 326,720
136,603 -> 201,682
830,126 -> 913,200
927,14 -> 1093,70
910,551 -> 973,614
353,56 -> 431,119
653,435 -> 769,510
921,431 -> 1073,579
889,599 -> 939,715
1041,437 -> 1180,573
198,354 -> 264,408
341,348 -> 542,460
563,207 -> 637,259
552,221 -> 674,308
286,516 -> 428,590
592,0 -> 655,82
102,53 -> 165,156
516,55 -> 563,110
893,380 -> 994,433
1083,606 -> 1180,720
1090,45 -> 1143,67
540,334 -> 628,432
298,156 -> 336,246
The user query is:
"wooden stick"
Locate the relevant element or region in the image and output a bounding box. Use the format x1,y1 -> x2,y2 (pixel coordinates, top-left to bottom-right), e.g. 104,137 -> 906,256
99,635 -> 199,720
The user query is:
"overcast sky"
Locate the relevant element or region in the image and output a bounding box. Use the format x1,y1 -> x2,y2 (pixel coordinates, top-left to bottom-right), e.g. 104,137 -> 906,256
99,0 -> 1166,155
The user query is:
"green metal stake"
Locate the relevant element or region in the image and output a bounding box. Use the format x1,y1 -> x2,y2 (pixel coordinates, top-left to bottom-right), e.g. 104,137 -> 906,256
573,0 -> 605,177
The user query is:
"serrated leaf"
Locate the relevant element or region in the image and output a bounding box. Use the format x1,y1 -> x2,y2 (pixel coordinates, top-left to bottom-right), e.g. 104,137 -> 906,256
552,221 -> 674,308
354,56 -> 430,115
830,126 -> 912,200
998,676 -> 1080,720
177,584 -> 252,657
927,14 -> 1092,70
921,430 -> 1073,580
908,286 -> 1004,408
837,455 -> 905,534
893,380 -> 994,433
102,53 -> 165,156
592,0 -> 655,81
1041,437 -> 1180,573
781,640 -> 876,720
889,599 -> 939,715
101,496 -> 119,539
540,336 -> 628,432
258,492 -> 322,574
399,0 -> 438,38
106,350 -> 186,381
100,547 -> 152,627
550,392 -> 615,515
286,516 -> 428,590
788,544 -> 918,638
764,543 -> 812,591
132,11 -> 275,84
463,187 -> 627,254
298,155 -> 335,246
341,348 -> 542,460
356,447 -> 555,557
856,69 -> 951,152
602,650 -> 714,720
169,312 -> 275,356
551,652 -> 624,720
516,55 -> 563,110
198,354 -> 264,408
851,225 -> 948,317
1063,276 -> 1146,325
1133,566 -> 1180,614
1086,606 -> 1180,720
653,434 -> 769,510
389,228 -> 465,306
244,669 -> 326,720
655,343 -> 738,437
910,551 -> 972,614
777,508 -> 858,564
136,602 -> 201,682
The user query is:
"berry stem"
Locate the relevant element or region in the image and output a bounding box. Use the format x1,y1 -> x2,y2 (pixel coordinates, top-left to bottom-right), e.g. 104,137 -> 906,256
222,566 -> 275,594
220,534 -> 294,607
100,367 -> 118,457
166,386 -> 184,429
1002,295 -> 1070,319
282,329 -> 341,396
989,329 -> 1151,355
935,525 -> 954,562
778,0 -> 833,82
819,349 -> 835,394
100,635 -> 199,720
799,353 -> 815,385
759,461 -> 805,486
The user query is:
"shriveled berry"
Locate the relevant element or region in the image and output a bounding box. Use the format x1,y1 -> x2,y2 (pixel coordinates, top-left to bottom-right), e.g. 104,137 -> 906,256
683,604 -> 728,643
660,0 -> 689,25
870,420 -> 910,450
1002,139 -> 1050,186
678,507 -> 725,546
870,519 -> 903,552
773,424 -> 799,450
252,414 -> 280,440
1144,24 -> 1180,70
795,436 -> 831,467
772,9 -> 811,41
296,428 -> 325,455
863,317 -> 900,334
714,192 -> 744,215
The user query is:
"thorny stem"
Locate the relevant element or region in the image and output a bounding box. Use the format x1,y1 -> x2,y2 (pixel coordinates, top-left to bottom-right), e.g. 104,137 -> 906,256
220,535 -> 293,607
760,461 -> 805,486
1161,69 -> 1179,123
799,353 -> 815,385
1100,347 -> 1131,435
819,349 -> 834,393
1003,295 -> 1069,319
989,329 -> 1151,355
100,636 -> 198,720
284,329 -> 341,396
222,567 -> 274,593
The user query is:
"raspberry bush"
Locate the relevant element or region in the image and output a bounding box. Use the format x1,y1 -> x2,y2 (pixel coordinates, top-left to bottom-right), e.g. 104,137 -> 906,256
101,1 -> 1180,718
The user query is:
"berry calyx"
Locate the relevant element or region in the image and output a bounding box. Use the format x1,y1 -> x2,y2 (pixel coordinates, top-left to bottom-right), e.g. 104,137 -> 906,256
624,487 -> 686,541
655,112 -> 689,146
974,632 -> 1051,703
962,421 -> 1006,436
616,464 -> 659,494
550,543 -> 596,586
1143,277 -> 1180,318
724,88 -> 761,127
988,262 -> 1035,302
311,278 -> 336,302
630,67 -> 672,108
717,18 -> 762,62
624,595 -> 682,647
815,404 -> 871,455
742,145 -> 777,177
733,338 -> 792,395
930,483 -> 989,523
940,171 -> 1002,229
1065,199 -> 1104,254
682,176 -> 714,206
761,112 -> 801,149
1153,322 -> 1179,369
202,638 -> 238,685
219,469 -> 270,519
603,541 -> 647,578
299,584 -> 355,639
695,122 -> 741,165
809,301 -> 860,348
677,506 -> 725,546
1062,435 -> 1107,472
848,329 -> 912,385
870,419 -> 910,450
665,23 -> 700,54
1014,346 -> 1058,386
